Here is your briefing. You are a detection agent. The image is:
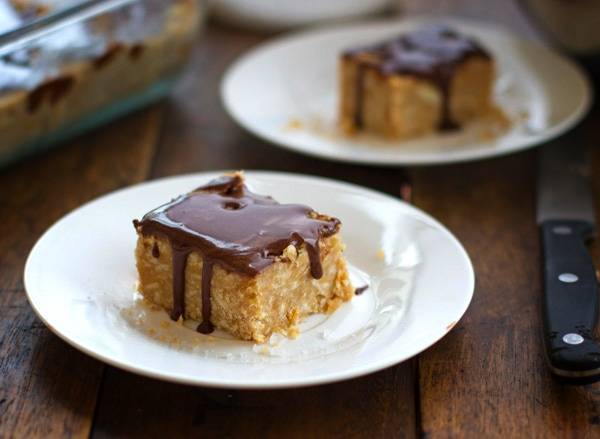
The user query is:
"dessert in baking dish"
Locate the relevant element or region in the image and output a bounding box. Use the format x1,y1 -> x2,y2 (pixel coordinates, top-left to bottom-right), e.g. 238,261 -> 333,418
133,173 -> 353,343
0,0 -> 199,162
339,25 -> 494,140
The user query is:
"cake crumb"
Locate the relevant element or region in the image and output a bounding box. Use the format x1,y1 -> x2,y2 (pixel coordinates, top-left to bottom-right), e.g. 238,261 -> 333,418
376,248 -> 386,261
252,344 -> 271,355
287,326 -> 299,339
517,109 -> 529,122
478,105 -> 512,141
160,320 -> 170,329
284,118 -> 303,131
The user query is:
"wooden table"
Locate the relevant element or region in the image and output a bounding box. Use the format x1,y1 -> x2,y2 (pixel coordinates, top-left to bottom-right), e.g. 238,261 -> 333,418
2,3 -> 600,438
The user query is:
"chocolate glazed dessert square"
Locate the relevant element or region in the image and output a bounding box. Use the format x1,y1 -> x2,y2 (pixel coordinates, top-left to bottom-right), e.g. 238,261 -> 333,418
339,25 -> 495,140
133,173 -> 354,343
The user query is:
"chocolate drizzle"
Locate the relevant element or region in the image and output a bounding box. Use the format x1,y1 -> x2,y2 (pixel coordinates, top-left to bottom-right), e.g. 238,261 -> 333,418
354,64 -> 367,128
151,242 -> 160,258
355,285 -> 368,295
170,244 -> 188,321
344,25 -> 490,130
27,76 -> 74,112
129,44 -> 145,60
93,43 -> 124,70
198,260 -> 214,334
134,174 -> 341,334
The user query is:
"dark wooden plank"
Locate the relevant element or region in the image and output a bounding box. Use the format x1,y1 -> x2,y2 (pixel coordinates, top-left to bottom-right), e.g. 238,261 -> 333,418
92,25 -> 418,439
92,364 -> 416,439
0,106 -> 163,438
412,142 -> 600,437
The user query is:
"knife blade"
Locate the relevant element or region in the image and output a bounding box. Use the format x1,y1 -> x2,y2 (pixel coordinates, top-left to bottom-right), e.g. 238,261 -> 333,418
537,129 -> 600,383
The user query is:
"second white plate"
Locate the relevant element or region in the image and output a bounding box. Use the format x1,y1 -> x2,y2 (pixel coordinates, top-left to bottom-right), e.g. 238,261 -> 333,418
221,17 -> 592,165
24,172 -> 473,388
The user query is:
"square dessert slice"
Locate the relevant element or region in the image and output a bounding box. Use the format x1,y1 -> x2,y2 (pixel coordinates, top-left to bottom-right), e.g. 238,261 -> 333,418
133,172 -> 353,343
339,25 -> 494,139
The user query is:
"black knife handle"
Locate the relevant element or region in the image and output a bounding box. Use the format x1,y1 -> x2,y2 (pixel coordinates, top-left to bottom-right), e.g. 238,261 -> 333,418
541,219 -> 600,383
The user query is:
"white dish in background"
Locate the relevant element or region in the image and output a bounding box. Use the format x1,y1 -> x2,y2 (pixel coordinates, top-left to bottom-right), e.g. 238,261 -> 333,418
24,172 -> 474,389
209,0 -> 396,31
221,17 -> 592,166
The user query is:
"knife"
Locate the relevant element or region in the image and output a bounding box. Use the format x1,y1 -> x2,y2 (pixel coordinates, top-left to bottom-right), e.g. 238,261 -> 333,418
537,129 -> 600,384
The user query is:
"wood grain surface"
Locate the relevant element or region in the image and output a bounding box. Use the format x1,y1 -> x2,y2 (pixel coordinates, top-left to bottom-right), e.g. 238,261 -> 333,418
0,108 -> 162,438
1,3 -> 600,438
413,149 -> 600,438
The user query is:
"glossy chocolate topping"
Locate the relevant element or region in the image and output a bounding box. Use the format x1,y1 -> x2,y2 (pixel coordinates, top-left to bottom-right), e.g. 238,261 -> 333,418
344,25 -> 490,130
134,174 -> 341,334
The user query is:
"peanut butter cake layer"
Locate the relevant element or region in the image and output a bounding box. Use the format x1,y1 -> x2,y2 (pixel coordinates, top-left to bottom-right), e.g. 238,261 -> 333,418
340,25 -> 494,139
133,173 -> 353,342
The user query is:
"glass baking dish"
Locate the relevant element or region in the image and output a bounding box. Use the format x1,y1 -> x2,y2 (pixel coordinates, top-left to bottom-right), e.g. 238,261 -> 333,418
0,0 -> 202,166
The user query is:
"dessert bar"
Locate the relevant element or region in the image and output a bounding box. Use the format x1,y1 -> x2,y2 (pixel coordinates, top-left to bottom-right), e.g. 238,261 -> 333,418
133,173 -> 353,343
339,25 -> 494,139
0,0 -> 199,163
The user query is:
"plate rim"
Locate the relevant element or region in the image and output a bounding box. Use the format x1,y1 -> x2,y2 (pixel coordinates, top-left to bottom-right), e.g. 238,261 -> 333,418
24,170 -> 475,389
220,15 -> 593,166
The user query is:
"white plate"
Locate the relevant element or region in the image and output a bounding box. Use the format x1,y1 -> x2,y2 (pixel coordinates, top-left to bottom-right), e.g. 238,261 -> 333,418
210,0 -> 395,31
24,172 -> 474,388
221,17 -> 592,166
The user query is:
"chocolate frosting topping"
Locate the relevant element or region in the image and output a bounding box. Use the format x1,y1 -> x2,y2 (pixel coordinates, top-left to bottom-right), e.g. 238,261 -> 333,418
344,25 -> 490,130
134,173 -> 341,333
